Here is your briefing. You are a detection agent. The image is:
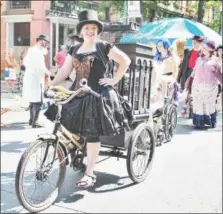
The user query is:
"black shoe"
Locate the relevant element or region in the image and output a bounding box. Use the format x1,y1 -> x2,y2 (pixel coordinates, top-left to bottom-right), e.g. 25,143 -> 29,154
211,123 -> 216,128
31,108 -> 42,128
28,119 -> 32,125
32,123 -> 43,128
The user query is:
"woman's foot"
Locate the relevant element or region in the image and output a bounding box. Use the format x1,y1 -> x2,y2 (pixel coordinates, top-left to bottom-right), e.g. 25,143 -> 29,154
76,174 -> 97,188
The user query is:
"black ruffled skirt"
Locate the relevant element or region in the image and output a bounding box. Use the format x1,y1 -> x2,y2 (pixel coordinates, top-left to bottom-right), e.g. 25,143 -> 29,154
44,87 -> 125,142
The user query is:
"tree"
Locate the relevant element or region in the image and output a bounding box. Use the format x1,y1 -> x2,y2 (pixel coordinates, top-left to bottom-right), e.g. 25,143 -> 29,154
189,0 -> 221,33
197,0 -> 205,23
96,0 -> 172,23
97,1 -> 124,22
141,0 -> 171,22
205,1 -> 222,33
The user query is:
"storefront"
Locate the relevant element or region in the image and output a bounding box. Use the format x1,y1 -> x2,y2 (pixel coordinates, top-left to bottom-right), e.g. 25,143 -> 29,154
46,15 -> 78,67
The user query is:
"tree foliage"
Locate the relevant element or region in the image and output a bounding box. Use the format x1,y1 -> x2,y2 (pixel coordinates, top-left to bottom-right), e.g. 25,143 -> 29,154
205,1 -> 222,33
57,0 -> 221,33
190,0 -> 222,33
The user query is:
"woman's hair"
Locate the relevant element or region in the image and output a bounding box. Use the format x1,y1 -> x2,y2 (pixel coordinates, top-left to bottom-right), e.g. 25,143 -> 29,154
174,39 -> 186,58
74,35 -> 84,43
153,39 -> 172,62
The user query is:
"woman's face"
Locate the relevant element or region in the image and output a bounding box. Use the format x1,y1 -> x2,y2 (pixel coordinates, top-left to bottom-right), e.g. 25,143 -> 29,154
81,23 -> 98,42
157,42 -> 165,53
203,47 -> 211,57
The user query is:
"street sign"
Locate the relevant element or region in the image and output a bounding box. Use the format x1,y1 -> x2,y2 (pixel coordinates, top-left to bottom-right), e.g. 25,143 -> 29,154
128,1 -> 141,18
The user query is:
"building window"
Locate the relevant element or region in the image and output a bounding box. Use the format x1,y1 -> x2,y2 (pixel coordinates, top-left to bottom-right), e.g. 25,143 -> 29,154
14,23 -> 30,46
8,1 -> 31,9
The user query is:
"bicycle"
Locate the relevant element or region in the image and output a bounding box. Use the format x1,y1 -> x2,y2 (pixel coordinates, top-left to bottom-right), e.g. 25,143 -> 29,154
15,78 -> 155,213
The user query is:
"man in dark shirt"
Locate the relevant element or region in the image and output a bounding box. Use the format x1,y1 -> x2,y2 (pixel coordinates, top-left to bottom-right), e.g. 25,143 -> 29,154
177,35 -> 205,90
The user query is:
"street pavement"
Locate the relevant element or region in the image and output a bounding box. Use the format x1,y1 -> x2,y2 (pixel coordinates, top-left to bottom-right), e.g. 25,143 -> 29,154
1,91 -> 222,213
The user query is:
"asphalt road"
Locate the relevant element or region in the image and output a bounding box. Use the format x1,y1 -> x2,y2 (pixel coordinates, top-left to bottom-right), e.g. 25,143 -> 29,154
1,93 -> 222,213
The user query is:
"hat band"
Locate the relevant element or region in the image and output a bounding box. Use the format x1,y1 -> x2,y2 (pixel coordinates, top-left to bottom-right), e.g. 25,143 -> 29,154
203,44 -> 215,51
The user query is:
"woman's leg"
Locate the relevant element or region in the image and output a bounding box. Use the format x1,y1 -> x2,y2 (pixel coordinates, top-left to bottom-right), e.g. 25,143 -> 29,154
5,80 -> 10,89
11,80 -> 16,92
76,142 -> 101,187
85,142 -> 101,176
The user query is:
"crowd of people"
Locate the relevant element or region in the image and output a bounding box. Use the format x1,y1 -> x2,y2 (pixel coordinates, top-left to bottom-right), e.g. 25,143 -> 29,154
150,35 -> 222,129
2,9 -> 222,188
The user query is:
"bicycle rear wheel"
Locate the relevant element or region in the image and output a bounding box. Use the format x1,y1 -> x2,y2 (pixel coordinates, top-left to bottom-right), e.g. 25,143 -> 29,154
127,123 -> 155,183
15,139 -> 66,213
164,104 -> 177,142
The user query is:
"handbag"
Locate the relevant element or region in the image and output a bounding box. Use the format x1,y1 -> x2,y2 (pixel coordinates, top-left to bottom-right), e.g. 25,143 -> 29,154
116,91 -> 134,123
3,68 -> 10,78
96,41 -> 133,123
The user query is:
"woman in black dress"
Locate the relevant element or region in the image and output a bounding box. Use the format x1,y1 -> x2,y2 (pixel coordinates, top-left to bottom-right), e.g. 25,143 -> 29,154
45,10 -> 131,188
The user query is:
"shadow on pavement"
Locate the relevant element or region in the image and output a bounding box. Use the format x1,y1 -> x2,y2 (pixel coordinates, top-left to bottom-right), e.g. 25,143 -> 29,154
176,123 -> 222,135
1,141 -> 30,153
89,171 -> 135,193
58,170 -> 135,205
1,172 -> 25,213
1,122 -> 30,131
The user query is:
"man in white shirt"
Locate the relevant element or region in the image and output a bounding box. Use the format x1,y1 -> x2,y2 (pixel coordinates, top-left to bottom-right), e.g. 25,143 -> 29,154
22,34 -> 51,128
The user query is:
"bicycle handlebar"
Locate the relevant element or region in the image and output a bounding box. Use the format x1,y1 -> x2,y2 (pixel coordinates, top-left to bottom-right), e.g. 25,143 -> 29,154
44,78 -> 100,105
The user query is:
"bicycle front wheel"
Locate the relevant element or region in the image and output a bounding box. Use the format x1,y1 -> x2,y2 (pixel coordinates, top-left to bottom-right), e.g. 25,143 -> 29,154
15,139 -> 66,213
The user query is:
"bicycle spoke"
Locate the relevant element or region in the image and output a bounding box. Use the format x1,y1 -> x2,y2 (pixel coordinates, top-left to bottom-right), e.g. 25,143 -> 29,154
19,141 -> 65,207
132,128 -> 152,178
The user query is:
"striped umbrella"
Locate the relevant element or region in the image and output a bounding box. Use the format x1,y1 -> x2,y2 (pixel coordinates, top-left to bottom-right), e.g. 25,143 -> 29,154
120,17 -> 222,47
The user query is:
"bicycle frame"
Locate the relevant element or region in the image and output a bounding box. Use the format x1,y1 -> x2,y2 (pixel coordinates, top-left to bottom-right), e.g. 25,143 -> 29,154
40,105 -> 87,171
38,79 -> 99,170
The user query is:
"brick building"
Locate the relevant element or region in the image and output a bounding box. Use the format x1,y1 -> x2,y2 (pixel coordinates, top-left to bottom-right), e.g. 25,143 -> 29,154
1,1 -> 51,72
0,0 -> 80,73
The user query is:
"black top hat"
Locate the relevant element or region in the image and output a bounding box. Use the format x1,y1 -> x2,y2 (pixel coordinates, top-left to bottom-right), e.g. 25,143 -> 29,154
192,35 -> 205,42
36,34 -> 50,43
76,10 -> 103,34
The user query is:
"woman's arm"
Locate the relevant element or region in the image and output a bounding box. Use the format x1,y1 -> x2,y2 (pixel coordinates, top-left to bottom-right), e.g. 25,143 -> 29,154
49,54 -> 73,86
99,46 -> 131,86
213,63 -> 223,84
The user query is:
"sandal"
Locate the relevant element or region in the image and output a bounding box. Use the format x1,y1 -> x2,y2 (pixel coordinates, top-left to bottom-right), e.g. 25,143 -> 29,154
76,174 -> 97,188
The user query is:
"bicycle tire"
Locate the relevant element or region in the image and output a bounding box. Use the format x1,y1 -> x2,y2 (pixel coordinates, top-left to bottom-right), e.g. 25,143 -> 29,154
15,139 -> 66,213
164,104 -> 177,142
127,123 -> 155,183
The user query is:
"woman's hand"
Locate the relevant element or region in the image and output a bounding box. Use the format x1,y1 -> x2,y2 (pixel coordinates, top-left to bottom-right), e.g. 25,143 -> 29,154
99,78 -> 117,86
